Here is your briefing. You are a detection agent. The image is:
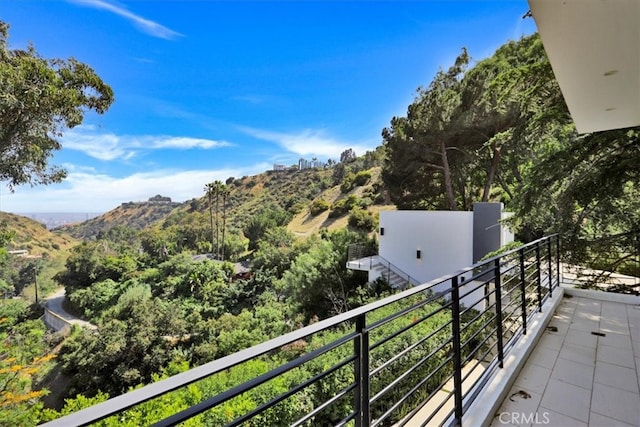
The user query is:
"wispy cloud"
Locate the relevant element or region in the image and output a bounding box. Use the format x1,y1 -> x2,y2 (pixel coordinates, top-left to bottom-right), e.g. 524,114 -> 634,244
69,0 -> 182,40
2,163 -> 270,213
239,126 -> 377,160
62,126 -> 232,161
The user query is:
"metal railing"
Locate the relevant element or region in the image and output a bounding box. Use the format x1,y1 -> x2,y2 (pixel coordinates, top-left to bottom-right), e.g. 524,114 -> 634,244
43,235 -> 560,427
347,244 -> 422,288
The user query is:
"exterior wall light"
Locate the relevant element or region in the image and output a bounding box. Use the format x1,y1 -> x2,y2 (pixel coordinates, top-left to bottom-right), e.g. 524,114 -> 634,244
380,227 -> 385,236
416,249 -> 421,259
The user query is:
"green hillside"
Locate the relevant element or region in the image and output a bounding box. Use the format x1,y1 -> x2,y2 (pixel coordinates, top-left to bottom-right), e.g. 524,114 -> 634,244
0,212 -> 78,257
59,197 -> 183,239
61,150 -> 389,246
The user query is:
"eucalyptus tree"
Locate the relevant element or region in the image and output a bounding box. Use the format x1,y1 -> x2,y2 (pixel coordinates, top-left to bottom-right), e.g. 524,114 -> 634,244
383,49 -> 469,210
0,21 -> 113,190
382,34 -> 567,211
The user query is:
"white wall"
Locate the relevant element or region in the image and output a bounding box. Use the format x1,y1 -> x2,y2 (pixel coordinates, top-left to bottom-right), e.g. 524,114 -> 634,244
379,211 -> 474,286
501,211 -> 515,246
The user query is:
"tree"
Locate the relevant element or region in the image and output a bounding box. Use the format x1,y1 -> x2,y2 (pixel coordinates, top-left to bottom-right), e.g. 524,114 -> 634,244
510,127 -> 640,242
382,49 -> 469,210
339,149 -> 356,163
204,181 -> 229,259
220,185 -> 230,260
0,21 -> 113,190
382,34 -> 567,211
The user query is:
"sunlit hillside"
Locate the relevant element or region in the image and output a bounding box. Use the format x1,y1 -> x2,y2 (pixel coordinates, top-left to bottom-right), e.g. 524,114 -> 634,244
0,211 -> 78,257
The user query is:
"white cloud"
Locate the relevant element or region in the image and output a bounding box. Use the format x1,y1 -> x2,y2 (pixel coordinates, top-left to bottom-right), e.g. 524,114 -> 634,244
239,126 -> 377,160
62,126 -> 232,161
69,0 -> 183,40
1,163 -> 270,213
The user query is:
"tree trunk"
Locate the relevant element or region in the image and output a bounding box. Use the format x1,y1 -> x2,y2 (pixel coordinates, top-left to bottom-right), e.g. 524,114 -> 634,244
215,193 -> 219,259
221,192 -> 227,261
208,196 -> 215,254
440,139 -> 457,210
482,145 -> 502,202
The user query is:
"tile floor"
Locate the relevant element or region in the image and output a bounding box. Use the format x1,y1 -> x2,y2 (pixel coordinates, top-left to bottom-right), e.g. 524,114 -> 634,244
490,295 -> 640,427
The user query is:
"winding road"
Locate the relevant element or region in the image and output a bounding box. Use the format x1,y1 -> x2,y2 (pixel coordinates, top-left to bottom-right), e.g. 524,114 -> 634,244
44,289 -> 96,331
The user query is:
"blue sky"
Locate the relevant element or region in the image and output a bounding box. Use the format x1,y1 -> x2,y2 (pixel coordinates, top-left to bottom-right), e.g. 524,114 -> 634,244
1,0 -> 536,213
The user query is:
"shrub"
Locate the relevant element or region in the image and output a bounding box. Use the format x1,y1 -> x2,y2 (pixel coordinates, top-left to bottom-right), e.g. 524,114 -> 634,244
354,170 -> 371,186
348,209 -> 377,231
310,199 -> 330,216
329,195 -> 361,218
340,172 -> 356,193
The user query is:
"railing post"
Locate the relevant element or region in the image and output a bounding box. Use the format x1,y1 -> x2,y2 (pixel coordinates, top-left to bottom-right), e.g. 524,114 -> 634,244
547,237 -> 553,298
536,245 -> 542,312
493,259 -> 505,368
519,248 -> 527,335
451,276 -> 463,425
354,314 -> 370,427
556,235 -> 561,289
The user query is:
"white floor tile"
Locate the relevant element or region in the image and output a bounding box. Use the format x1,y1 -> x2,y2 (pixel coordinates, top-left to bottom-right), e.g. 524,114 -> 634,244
597,344 -> 636,369
515,363 -> 552,394
527,346 -> 559,369
537,408 -> 587,426
539,378 -> 591,422
558,342 -> 596,367
537,332 -> 564,351
594,361 -> 639,393
598,331 -> 633,350
497,386 -> 542,427
564,329 -> 598,349
599,320 -> 630,336
590,382 -> 640,425
589,411 -> 637,427
550,357 -> 594,390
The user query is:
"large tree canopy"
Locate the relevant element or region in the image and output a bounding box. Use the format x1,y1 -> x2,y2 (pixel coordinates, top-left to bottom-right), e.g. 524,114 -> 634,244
0,21 -> 113,190
382,34 -> 568,211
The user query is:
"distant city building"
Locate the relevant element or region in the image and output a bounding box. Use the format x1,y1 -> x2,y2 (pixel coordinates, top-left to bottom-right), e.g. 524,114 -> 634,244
298,157 -> 326,170
273,164 -> 288,171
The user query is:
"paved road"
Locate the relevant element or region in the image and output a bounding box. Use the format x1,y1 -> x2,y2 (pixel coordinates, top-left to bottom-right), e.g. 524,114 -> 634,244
44,289 -> 96,331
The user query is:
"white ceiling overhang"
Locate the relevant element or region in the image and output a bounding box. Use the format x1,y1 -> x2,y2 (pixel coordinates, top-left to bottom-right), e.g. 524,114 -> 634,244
528,0 -> 640,133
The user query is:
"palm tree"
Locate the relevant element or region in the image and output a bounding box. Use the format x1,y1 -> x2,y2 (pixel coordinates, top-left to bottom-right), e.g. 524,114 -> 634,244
204,182 -> 216,255
212,180 -> 224,258
220,184 -> 230,260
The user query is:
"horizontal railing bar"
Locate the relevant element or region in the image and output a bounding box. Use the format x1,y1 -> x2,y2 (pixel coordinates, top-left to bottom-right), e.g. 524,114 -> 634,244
225,354 -> 357,427
458,280 -> 492,300
154,332 -> 358,426
291,382 -> 357,427
367,290 -> 450,332
369,303 -> 450,351
460,302 -> 497,328
461,327 -> 500,366
373,356 -> 453,426
370,340 -> 451,405
370,319 -> 452,377
460,314 -> 498,350
335,411 -> 358,427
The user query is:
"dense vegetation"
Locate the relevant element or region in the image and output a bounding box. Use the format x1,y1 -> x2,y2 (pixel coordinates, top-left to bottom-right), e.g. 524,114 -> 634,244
1,21 -> 638,426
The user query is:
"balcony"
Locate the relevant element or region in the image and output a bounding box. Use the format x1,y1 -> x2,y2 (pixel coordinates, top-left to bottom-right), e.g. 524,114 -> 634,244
46,235 -> 640,426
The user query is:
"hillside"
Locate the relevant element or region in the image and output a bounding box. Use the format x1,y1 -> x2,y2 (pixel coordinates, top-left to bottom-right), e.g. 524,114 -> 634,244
59,152 -> 392,243
0,211 -> 78,257
59,197 -> 183,239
